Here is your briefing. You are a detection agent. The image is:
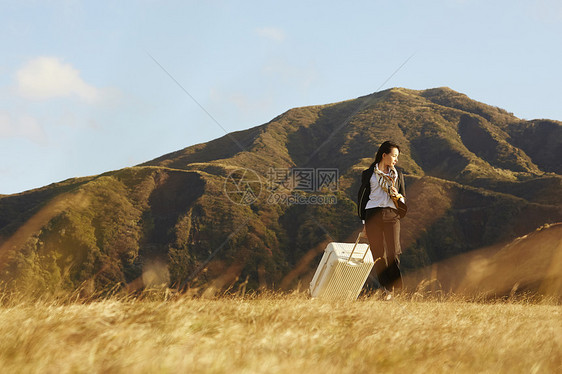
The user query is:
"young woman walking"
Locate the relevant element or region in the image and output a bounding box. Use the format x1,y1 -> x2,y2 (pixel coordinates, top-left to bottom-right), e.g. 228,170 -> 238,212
357,140 -> 406,292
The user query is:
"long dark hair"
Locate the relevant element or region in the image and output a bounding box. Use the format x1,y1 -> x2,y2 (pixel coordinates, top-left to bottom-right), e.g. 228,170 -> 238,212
370,140 -> 400,169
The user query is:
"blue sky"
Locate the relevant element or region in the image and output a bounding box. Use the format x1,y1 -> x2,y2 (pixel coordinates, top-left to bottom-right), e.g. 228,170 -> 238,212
1,0 -> 561,194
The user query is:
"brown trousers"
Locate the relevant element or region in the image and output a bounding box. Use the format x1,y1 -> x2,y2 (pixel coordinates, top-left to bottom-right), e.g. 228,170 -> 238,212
365,207 -> 403,290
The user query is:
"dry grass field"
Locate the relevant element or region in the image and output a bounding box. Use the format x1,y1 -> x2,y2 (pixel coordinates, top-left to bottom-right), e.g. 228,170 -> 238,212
0,292 -> 560,374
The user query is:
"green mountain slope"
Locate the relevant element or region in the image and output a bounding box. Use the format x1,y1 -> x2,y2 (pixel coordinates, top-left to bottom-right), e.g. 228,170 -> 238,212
1,87 -> 560,296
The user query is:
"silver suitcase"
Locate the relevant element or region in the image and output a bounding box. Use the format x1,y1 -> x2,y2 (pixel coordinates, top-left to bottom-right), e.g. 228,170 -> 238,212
309,234 -> 374,301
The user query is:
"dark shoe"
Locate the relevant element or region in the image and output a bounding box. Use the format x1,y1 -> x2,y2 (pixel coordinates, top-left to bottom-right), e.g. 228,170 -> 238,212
377,259 -> 402,290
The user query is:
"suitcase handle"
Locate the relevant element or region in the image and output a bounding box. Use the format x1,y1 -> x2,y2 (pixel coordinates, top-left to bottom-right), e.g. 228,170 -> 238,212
347,232 -> 370,262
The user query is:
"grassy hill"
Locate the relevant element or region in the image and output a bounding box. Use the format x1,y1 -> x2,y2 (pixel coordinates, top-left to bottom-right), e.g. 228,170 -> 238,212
0,87 -> 560,297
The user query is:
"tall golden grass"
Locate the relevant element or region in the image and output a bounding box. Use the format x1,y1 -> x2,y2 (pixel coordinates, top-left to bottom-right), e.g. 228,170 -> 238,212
0,291 -> 560,373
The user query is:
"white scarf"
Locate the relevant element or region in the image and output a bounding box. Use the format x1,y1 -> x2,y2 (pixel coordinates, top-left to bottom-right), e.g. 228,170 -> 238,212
374,163 -> 404,203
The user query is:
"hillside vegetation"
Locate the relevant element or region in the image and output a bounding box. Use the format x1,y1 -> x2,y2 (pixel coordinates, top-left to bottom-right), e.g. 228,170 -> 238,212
0,87 -> 560,297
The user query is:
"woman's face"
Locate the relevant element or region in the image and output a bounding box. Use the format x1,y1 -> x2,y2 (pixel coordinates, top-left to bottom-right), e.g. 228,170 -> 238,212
382,147 -> 399,167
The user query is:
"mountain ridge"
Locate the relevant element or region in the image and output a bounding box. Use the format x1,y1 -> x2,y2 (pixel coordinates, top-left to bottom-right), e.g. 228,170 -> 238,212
1,87 -> 560,297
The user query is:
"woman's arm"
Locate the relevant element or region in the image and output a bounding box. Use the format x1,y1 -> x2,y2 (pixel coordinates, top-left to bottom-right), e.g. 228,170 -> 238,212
398,170 -> 406,199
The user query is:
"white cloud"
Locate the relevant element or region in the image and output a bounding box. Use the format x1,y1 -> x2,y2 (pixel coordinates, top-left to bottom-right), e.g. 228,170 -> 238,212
256,27 -> 286,42
0,111 -> 47,144
531,0 -> 562,22
229,92 -> 273,115
207,88 -> 274,126
263,59 -> 318,90
16,57 -> 100,103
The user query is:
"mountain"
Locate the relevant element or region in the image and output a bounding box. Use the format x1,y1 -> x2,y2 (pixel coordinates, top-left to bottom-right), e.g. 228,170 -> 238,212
1,87 -> 561,297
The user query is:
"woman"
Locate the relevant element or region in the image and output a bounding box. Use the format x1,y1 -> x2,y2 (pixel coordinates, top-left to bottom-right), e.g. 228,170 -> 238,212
357,140 -> 406,292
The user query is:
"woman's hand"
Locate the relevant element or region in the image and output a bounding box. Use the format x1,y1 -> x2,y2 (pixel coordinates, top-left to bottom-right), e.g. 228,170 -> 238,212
360,225 -> 367,238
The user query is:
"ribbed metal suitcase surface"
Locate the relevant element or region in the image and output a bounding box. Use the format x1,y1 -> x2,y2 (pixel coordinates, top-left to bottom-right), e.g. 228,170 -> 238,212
310,237 -> 374,301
